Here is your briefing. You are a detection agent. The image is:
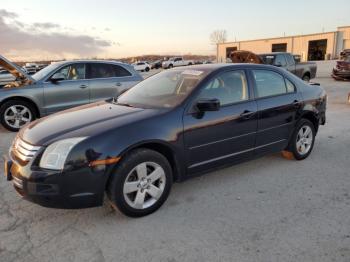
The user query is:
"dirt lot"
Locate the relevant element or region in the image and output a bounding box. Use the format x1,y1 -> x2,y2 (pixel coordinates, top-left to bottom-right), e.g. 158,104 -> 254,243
0,63 -> 350,262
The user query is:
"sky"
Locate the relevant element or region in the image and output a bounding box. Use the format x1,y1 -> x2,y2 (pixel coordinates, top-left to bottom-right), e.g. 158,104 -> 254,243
1,0 -> 350,61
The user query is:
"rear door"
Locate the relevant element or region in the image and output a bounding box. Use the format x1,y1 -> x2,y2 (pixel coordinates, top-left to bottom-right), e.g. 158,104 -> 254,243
87,63 -> 136,103
43,63 -> 90,113
251,69 -> 302,155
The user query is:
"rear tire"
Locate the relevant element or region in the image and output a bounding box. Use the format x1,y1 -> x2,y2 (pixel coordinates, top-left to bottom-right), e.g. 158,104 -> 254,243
169,64 -> 173,69
0,100 -> 36,132
107,148 -> 173,217
288,119 -> 316,160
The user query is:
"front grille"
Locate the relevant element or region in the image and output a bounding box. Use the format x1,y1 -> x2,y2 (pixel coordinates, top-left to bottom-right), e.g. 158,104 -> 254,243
11,137 -> 41,163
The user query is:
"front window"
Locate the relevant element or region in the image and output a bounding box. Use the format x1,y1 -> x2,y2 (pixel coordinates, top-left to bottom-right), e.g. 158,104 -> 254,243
52,64 -> 85,80
196,70 -> 249,106
117,69 -> 207,108
274,55 -> 287,66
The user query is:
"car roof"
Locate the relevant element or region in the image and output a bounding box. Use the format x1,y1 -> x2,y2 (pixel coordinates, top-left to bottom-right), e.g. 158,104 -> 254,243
52,60 -> 130,67
181,63 -> 279,73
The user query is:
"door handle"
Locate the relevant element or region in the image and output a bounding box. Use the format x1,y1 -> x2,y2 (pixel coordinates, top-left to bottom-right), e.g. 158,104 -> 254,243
79,85 -> 88,89
115,82 -> 122,87
240,110 -> 255,119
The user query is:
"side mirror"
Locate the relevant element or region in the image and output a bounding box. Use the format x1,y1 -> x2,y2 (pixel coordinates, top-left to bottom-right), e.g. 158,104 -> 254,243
50,73 -> 65,83
196,99 -> 220,112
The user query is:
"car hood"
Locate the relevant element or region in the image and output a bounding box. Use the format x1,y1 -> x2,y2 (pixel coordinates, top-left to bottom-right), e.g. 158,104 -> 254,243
0,55 -> 35,85
19,101 -> 159,146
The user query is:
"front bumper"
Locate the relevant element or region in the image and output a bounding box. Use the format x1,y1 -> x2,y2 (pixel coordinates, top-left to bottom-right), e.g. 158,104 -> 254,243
3,154 -> 106,209
332,68 -> 350,80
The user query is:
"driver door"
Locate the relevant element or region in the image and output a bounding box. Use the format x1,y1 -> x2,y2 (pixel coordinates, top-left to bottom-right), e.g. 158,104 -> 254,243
43,63 -> 90,114
183,70 -> 258,175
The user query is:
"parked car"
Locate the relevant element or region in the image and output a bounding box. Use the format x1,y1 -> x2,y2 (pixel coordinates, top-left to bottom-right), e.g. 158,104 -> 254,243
150,60 -> 163,69
230,50 -> 265,64
22,63 -> 47,75
332,50 -> 350,80
0,55 -> 143,131
162,57 -> 194,69
259,52 -> 317,81
132,61 -> 151,72
3,63 -> 327,217
0,70 -> 15,86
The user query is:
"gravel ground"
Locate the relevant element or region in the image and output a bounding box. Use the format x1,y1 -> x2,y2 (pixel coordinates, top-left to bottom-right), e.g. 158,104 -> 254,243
0,64 -> 349,262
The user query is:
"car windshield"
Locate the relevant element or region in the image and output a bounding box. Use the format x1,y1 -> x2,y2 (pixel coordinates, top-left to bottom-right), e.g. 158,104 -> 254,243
260,55 -> 275,65
116,69 -> 206,108
32,63 -> 62,81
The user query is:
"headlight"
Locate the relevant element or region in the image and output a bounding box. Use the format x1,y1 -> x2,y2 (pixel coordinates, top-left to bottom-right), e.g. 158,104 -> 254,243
39,137 -> 86,170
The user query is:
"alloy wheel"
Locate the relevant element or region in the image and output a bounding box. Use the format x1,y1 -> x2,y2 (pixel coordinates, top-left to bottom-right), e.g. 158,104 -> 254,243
123,162 -> 166,209
4,105 -> 32,129
296,125 -> 313,155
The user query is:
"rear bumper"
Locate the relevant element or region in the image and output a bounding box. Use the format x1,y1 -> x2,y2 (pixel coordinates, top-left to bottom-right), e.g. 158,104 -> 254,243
3,155 -> 105,209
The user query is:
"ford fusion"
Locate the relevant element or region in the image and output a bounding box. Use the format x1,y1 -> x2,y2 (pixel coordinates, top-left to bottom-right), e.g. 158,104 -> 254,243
3,64 -> 327,217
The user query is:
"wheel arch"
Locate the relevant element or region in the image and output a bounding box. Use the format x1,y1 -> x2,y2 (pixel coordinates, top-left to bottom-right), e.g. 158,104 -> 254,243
0,96 -> 40,118
108,140 -> 183,184
299,111 -> 319,132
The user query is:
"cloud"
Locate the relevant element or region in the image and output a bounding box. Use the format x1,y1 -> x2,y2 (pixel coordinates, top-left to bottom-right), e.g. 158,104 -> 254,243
0,9 -> 17,19
0,9 -> 112,60
33,22 -> 61,30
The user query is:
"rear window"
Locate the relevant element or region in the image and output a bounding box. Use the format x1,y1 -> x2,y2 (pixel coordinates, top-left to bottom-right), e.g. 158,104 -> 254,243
260,55 -> 275,65
253,70 -> 288,98
87,63 -> 131,79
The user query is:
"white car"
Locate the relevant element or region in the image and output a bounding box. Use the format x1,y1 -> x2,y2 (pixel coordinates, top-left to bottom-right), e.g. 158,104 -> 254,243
162,57 -> 194,69
132,62 -> 151,72
0,70 -> 15,86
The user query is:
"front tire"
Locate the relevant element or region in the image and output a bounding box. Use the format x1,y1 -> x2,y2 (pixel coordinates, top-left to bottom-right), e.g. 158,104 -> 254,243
145,67 -> 150,72
0,100 -> 36,132
107,148 -> 173,217
288,119 -> 316,160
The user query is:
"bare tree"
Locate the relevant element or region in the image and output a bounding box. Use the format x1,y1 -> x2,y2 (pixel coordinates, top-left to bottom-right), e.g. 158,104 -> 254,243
210,30 -> 227,45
